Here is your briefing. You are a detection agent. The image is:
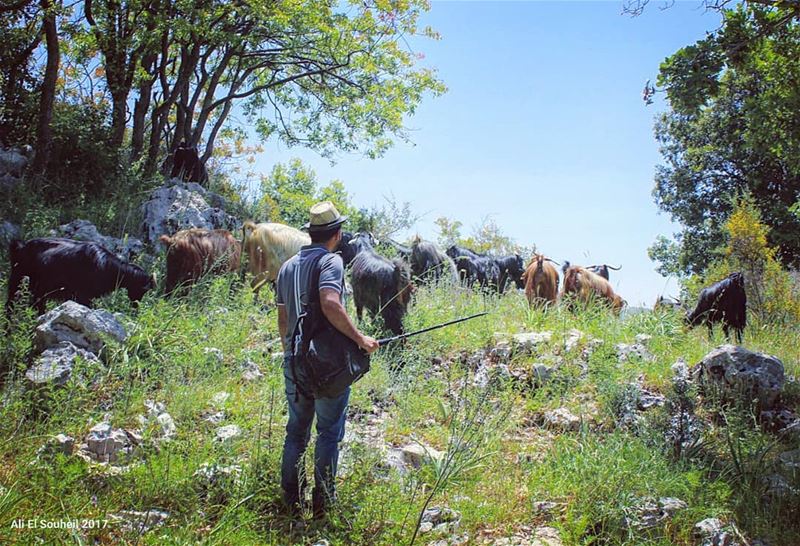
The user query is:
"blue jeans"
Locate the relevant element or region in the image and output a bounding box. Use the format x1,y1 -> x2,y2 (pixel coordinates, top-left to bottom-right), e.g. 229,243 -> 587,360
281,358 -> 350,510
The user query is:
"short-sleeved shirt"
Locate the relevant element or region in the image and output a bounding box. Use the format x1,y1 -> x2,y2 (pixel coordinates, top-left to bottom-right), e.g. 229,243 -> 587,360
276,244 -> 345,355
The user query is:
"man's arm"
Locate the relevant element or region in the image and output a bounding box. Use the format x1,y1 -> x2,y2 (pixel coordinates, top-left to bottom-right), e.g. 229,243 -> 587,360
277,304 -> 288,352
319,288 -> 379,353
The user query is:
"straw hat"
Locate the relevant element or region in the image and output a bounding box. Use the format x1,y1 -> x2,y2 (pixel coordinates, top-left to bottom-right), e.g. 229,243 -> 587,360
303,201 -> 348,232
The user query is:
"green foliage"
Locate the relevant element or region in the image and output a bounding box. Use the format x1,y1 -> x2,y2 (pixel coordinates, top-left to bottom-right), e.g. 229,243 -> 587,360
682,194 -> 800,327
650,6 -> 800,275
255,158 -> 366,228
434,215 -> 531,256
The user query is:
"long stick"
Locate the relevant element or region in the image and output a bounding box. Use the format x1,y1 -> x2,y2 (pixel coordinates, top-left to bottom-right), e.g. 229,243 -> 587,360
378,312 -> 488,347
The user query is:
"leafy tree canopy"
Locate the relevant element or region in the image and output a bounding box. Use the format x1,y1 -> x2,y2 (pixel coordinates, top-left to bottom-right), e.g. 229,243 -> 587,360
650,6 -> 800,275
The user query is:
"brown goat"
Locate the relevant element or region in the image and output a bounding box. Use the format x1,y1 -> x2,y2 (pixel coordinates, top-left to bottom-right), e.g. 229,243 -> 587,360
561,265 -> 624,315
160,228 -> 241,294
521,254 -> 559,308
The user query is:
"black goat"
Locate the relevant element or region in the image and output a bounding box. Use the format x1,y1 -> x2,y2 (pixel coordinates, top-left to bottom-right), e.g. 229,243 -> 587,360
6,238 -> 154,316
685,272 -> 747,343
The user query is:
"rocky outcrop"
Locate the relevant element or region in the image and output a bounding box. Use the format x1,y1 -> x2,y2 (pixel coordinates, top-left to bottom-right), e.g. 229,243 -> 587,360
26,342 -> 101,387
693,345 -> 785,410
140,180 -> 239,247
52,219 -> 144,261
0,145 -> 32,191
35,300 -> 127,355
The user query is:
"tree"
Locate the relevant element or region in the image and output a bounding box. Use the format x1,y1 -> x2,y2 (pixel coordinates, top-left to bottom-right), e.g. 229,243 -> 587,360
256,158 -> 365,228
649,6 -> 800,275
434,215 -> 531,257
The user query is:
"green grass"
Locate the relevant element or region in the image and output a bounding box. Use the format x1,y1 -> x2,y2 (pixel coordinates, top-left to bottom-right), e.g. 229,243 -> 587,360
0,272 -> 798,545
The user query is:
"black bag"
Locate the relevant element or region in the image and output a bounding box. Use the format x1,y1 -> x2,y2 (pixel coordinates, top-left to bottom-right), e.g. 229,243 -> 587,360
288,251 -> 370,399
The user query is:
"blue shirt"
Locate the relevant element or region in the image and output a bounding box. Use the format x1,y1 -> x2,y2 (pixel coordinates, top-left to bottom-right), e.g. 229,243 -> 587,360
276,244 -> 345,354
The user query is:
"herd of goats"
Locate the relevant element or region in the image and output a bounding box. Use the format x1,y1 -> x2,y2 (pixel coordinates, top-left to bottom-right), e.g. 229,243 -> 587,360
4,216 -> 748,343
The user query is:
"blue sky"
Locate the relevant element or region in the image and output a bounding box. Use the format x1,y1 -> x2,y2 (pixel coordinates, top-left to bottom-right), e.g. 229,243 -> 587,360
252,1 -> 723,306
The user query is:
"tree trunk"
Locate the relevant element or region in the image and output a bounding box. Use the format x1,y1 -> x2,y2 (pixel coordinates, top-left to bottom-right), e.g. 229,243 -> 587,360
32,0 -> 59,173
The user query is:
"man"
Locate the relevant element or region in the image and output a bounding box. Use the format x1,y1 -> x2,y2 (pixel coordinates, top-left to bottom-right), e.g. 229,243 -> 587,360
275,201 -> 379,518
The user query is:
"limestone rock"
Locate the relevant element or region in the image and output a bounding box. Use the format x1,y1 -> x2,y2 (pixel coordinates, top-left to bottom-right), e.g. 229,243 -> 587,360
81,422 -> 135,463
240,359 -> 263,382
215,424 -> 242,443
694,345 -> 785,410
193,462 -> 242,486
34,301 -> 127,355
110,509 -> 169,534
543,408 -> 580,432
511,331 -> 553,353
140,182 -> 239,248
203,347 -> 224,363
0,221 -> 20,246
53,219 -> 144,261
419,506 -> 461,534
624,497 -> 687,530
26,342 -> 101,386
386,442 -> 444,473
616,341 -> 655,363
211,392 -> 230,406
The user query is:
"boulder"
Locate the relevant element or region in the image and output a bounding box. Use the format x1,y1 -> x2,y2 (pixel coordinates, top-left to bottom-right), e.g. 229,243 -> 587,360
693,345 -> 785,410
52,219 -> 144,261
26,342 -> 101,387
0,146 -> 30,177
0,221 -> 20,246
34,301 -> 127,355
140,182 -> 239,247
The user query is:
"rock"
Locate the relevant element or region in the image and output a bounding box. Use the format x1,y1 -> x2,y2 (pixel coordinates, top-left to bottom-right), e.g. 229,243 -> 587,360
694,518 -> 724,538
778,448 -> 800,477
193,462 -> 242,486
211,392 -> 230,406
203,347 -> 224,363
543,408 -> 580,431
53,219 -> 145,261
763,473 -> 798,499
0,221 -> 20,246
386,442 -> 444,472
672,359 -> 690,383
638,388 -> 666,410
531,364 -> 554,384
693,345 -> 785,410
202,410 -> 226,424
419,506 -> 461,535
32,433 -> 75,463
110,509 -> 169,534
759,408 -> 797,433
140,182 -> 240,247
564,329 -> 584,352
532,527 -> 562,546
26,342 -> 101,386
215,424 -> 242,443
0,146 -> 30,177
34,301 -> 127,355
512,331 -> 553,353
634,333 -> 653,345
156,413 -> 176,439
82,422 -> 134,463
240,359 -> 263,381
144,399 -> 166,418
624,497 -> 687,530
531,501 -> 561,521
615,342 -> 655,363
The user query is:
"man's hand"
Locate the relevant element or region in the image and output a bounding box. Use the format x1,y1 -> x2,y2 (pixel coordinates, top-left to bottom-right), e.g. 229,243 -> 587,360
358,334 -> 380,354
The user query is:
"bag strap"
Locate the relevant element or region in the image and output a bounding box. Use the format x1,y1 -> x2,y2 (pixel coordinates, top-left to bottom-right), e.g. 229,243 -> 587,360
288,249 -> 328,400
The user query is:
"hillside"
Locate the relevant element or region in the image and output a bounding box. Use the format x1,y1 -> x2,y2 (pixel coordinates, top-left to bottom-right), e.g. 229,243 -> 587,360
1,263 -> 798,545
